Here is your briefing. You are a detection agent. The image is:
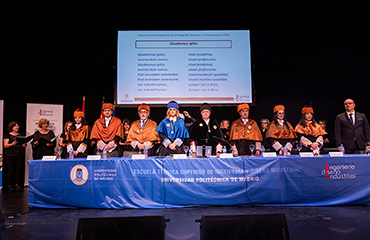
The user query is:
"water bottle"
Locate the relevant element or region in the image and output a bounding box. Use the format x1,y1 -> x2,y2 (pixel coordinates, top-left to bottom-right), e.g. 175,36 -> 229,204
261,145 -> 265,153
144,146 -> 148,158
189,148 -> 193,158
283,147 -> 288,156
216,143 -> 222,157
190,141 -> 196,157
222,145 -> 227,153
339,144 -> 345,154
102,147 -> 107,160
69,150 -> 74,160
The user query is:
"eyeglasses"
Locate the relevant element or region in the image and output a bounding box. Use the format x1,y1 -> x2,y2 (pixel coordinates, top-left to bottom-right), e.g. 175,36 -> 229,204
277,112 -> 285,115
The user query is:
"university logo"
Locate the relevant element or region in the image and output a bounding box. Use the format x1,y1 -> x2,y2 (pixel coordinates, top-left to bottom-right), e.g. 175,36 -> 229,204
70,165 -> 89,185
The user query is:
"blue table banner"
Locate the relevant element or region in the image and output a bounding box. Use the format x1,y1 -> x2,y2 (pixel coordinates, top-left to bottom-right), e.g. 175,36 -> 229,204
28,155 -> 370,209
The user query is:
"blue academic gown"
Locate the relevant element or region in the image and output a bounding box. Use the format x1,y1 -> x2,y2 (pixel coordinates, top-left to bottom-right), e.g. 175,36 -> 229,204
156,117 -> 189,156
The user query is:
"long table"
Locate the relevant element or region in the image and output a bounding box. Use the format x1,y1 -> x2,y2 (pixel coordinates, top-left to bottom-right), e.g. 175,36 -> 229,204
28,155 -> 370,209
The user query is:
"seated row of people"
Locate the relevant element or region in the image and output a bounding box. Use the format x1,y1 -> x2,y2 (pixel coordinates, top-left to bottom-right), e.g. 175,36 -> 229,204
5,99 -> 370,161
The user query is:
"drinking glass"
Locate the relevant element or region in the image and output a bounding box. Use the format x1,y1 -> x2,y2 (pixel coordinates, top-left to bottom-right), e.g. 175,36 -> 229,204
249,144 -> 255,156
184,146 -> 189,157
57,147 -> 63,160
296,143 -> 302,153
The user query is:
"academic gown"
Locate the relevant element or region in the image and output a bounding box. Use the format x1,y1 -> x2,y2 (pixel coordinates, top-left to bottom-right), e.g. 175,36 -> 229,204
188,117 -> 224,155
127,119 -> 160,156
229,118 -> 263,155
295,122 -> 327,153
66,124 -> 91,158
265,121 -> 296,154
90,117 -> 124,144
156,117 -> 189,156
90,117 -> 124,156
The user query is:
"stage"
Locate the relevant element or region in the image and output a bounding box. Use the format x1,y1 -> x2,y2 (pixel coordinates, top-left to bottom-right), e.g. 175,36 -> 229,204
1,188 -> 370,240
28,155 -> 370,209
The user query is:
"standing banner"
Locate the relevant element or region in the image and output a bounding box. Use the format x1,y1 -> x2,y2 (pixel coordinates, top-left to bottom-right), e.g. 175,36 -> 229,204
0,100 -> 3,188
25,103 -> 63,185
0,100 -> 3,158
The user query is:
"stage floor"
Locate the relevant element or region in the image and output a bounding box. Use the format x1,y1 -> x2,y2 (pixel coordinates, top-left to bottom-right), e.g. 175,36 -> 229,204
1,188 -> 370,240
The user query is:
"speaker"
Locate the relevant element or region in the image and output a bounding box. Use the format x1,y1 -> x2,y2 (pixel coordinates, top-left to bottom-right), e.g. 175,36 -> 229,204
76,215 -> 167,240
197,213 -> 290,240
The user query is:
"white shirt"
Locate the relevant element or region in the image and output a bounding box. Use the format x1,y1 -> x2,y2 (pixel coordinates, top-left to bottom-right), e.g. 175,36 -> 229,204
204,119 -> 210,125
105,116 -> 112,127
75,123 -> 82,129
241,118 -> 248,125
346,111 -> 355,125
169,117 -> 177,123
277,119 -> 284,126
140,119 -> 147,128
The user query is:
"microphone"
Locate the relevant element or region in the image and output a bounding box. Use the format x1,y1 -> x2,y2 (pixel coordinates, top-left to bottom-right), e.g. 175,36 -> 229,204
213,136 -> 232,148
212,136 -> 234,153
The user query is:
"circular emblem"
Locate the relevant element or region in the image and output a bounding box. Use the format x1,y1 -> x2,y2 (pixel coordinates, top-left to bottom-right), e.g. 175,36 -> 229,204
70,164 -> 88,185
166,123 -> 170,127
248,126 -> 252,130
247,130 -> 250,134
136,129 -> 140,133
213,125 -> 217,129
199,123 -> 203,127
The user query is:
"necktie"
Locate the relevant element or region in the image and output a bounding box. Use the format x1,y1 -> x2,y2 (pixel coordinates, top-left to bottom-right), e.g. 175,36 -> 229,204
141,120 -> 145,128
349,113 -> 354,126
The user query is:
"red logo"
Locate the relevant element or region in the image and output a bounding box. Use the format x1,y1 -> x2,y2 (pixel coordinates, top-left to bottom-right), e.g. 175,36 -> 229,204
325,163 -> 329,179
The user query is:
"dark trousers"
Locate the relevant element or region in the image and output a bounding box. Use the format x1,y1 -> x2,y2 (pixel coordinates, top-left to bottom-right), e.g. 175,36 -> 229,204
5,155 -> 23,187
235,139 -> 256,156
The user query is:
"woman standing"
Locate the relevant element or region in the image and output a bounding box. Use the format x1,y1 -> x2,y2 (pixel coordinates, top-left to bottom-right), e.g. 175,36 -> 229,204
3,121 -> 26,191
32,118 -> 56,159
295,106 -> 327,155
265,105 -> 296,155
156,101 -> 189,156
66,109 -> 91,158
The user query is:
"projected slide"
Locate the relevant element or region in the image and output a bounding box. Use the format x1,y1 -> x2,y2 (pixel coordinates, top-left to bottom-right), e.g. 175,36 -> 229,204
117,30 -> 252,105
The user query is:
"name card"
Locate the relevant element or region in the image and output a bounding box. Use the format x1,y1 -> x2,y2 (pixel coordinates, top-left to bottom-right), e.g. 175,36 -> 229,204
299,152 -> 314,157
262,152 -> 277,157
132,154 -> 146,159
87,155 -> 101,160
219,153 -> 234,158
329,152 -> 344,157
42,156 -> 57,161
173,154 -> 187,159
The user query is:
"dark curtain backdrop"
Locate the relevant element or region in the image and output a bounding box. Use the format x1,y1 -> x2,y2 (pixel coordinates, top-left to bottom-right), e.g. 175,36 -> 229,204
2,22 -> 369,138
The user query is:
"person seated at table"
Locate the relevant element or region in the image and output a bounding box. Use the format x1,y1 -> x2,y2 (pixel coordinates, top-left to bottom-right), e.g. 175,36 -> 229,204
188,102 -> 224,155
318,119 -> 333,148
127,103 -> 160,156
31,118 -> 56,159
156,101 -> 189,156
66,109 -> 91,158
118,118 -> 134,156
220,119 -> 231,140
265,104 -> 296,155
229,103 -> 263,156
260,118 -> 271,151
59,121 -> 72,159
295,106 -> 327,155
90,103 -> 124,158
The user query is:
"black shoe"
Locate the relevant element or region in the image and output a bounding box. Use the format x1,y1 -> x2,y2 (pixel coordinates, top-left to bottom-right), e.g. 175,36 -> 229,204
14,185 -> 22,192
7,186 -> 15,192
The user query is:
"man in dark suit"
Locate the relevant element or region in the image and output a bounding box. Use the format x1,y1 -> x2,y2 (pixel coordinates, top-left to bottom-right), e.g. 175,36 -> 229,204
334,99 -> 370,153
